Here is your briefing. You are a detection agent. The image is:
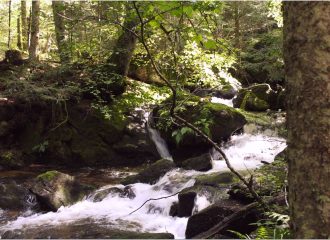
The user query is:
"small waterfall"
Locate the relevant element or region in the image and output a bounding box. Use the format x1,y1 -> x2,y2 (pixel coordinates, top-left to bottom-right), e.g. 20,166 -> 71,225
145,110 -> 173,161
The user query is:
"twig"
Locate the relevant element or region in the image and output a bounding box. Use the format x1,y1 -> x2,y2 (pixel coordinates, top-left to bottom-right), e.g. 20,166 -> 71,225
50,100 -> 68,131
128,190 -> 181,215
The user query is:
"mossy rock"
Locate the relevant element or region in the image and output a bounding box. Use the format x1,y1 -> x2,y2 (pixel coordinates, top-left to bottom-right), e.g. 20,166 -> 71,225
121,159 -> 175,185
233,84 -> 285,111
181,153 -> 212,171
0,150 -> 25,169
195,172 -> 237,186
31,171 -> 95,211
153,91 -> 246,162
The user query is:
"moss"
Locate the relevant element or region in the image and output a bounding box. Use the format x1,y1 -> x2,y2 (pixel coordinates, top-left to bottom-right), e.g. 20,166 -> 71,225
195,172 -> 238,186
37,170 -> 60,181
238,109 -> 273,127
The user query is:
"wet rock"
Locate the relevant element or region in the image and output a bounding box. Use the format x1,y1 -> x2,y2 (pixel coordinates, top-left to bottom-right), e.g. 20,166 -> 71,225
169,202 -> 179,217
121,159 -> 175,185
185,199 -> 258,238
30,171 -> 95,211
0,181 -> 36,211
233,84 -> 285,111
195,172 -> 236,187
0,149 -> 24,169
178,191 -> 197,217
92,186 -> 135,202
1,220 -> 174,239
153,92 -> 246,162
181,153 -> 212,171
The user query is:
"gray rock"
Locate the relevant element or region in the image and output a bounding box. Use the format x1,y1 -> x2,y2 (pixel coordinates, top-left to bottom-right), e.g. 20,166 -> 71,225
121,159 -> 175,185
181,153 -> 212,172
31,171 -> 95,211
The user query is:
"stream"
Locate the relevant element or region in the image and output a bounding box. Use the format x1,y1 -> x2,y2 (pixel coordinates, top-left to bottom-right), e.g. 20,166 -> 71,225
0,97 -> 287,239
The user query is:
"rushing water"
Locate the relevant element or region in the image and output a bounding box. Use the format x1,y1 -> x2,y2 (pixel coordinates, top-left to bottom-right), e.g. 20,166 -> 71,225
211,97 -> 234,107
0,133 -> 286,239
0,99 -> 287,238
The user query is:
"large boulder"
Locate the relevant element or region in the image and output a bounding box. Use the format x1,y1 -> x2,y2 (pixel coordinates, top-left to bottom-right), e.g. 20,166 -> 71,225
0,99 -> 159,169
153,92 -> 247,163
185,199 -> 259,238
0,181 -> 37,211
128,61 -> 164,86
30,171 -> 95,211
121,159 -> 176,185
180,153 -> 212,171
233,84 -> 285,111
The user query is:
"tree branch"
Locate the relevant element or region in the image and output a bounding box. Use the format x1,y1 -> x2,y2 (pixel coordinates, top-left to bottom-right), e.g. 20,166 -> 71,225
132,2 -> 265,208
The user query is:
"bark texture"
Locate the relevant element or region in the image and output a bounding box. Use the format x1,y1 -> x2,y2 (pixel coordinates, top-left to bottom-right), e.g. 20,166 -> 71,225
52,1 -> 70,63
28,0 -> 40,61
107,7 -> 138,76
17,17 -> 22,50
21,0 -> 28,50
284,2 -> 330,238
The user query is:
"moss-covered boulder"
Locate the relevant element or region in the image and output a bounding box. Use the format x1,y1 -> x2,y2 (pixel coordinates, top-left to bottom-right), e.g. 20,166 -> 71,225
121,159 -> 175,185
181,153 -> 212,171
185,199 -> 259,238
153,92 -> 246,162
233,84 -> 285,111
0,149 -> 24,169
31,171 -> 95,211
128,61 -> 164,86
195,172 -> 237,187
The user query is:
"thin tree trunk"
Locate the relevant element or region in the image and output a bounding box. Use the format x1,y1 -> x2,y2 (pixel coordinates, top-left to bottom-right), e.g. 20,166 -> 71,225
17,17 -> 22,50
52,1 -> 70,63
21,0 -> 28,50
8,0 -> 11,48
28,0 -> 40,61
107,5 -> 138,76
234,1 -> 240,50
27,6 -> 32,51
284,2 -> 330,238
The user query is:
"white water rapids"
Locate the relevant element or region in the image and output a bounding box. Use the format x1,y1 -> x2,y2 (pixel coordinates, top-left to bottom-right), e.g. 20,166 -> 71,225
0,133 -> 286,239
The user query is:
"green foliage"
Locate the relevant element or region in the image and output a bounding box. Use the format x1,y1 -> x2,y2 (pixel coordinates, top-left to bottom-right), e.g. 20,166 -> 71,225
32,140 -> 49,153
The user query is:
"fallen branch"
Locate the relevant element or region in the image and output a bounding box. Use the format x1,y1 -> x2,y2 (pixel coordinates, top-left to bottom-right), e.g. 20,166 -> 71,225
128,190 -> 182,215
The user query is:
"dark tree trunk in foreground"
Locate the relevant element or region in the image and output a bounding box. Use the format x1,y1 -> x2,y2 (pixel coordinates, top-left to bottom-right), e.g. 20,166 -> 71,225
21,0 -> 28,50
28,0 -> 40,61
284,2 -> 330,238
107,6 -> 138,76
52,1 -> 70,63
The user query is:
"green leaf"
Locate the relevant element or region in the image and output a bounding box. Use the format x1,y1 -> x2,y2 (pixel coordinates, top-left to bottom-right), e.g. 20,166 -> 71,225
149,20 -> 160,28
204,39 -> 217,50
183,6 -> 194,17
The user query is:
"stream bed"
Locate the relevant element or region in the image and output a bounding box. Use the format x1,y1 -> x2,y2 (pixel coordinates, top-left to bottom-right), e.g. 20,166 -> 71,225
0,131 -> 286,239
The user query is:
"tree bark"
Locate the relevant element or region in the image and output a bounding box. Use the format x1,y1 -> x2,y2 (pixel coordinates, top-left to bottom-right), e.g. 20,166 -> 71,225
8,0 -> 11,48
52,1 -> 70,63
284,2 -> 330,238
17,17 -> 22,50
106,5 -> 138,76
21,0 -> 28,50
29,0 -> 40,61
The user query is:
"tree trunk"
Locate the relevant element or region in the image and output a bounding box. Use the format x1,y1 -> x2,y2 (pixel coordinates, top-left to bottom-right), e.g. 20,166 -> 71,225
21,0 -> 28,50
284,2 -> 330,238
17,17 -> 22,50
106,6 -> 138,76
234,2 -> 240,50
52,1 -> 70,63
28,0 -> 40,61
8,0 -> 11,48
